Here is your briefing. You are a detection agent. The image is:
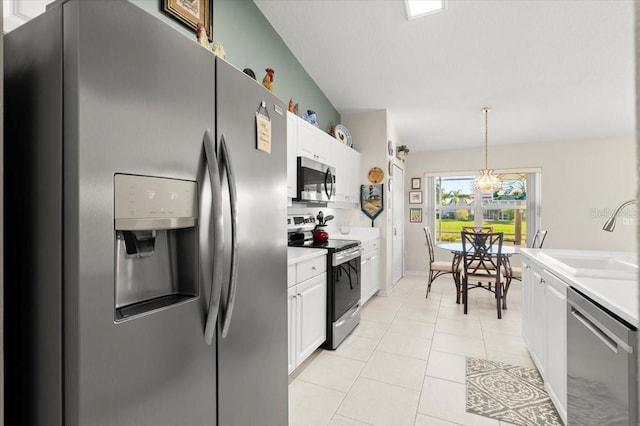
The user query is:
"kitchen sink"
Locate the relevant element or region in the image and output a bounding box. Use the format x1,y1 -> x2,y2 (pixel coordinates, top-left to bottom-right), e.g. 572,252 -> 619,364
538,251 -> 638,280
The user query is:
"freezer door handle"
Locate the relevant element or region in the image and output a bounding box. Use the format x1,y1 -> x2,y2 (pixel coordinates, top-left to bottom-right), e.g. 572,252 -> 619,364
203,129 -> 224,345
220,135 -> 239,338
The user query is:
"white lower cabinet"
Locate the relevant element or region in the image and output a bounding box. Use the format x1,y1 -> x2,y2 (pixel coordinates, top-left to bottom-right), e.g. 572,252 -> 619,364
530,264 -> 546,375
542,270 -> 567,423
360,238 -> 381,305
288,254 -> 327,375
297,274 -> 327,361
522,255 -> 568,424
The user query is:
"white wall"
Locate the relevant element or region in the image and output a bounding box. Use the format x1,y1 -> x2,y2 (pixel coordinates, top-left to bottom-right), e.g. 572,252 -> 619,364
404,136 -> 637,273
341,110 -> 405,294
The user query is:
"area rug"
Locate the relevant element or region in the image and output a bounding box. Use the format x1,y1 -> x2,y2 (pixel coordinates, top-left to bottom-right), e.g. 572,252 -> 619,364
466,357 -> 562,426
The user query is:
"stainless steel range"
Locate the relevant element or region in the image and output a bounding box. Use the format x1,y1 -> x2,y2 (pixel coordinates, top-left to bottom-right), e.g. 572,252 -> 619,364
288,215 -> 362,349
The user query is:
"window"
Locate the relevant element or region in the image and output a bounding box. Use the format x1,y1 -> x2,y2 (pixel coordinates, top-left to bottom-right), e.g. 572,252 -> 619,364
405,0 -> 444,19
426,170 -> 541,245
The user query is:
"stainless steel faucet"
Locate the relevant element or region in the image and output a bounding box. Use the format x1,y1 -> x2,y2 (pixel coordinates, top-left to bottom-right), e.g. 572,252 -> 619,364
602,199 -> 637,232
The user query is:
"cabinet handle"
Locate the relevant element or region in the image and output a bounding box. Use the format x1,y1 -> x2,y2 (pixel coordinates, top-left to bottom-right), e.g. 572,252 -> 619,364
540,278 -> 545,284
311,266 -> 316,270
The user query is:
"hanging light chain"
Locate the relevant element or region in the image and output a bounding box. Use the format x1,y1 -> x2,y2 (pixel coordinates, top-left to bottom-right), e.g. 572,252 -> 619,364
483,106 -> 490,170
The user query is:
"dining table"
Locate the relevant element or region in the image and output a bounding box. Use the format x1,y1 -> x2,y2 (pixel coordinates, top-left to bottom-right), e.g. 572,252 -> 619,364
437,242 -> 519,256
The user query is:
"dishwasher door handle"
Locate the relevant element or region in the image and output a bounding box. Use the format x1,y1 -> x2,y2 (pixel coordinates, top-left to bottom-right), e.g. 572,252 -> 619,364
570,306 -> 632,354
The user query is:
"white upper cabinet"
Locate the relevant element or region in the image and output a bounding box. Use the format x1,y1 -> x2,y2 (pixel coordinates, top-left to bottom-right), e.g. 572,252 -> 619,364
331,140 -> 361,204
296,117 -> 330,165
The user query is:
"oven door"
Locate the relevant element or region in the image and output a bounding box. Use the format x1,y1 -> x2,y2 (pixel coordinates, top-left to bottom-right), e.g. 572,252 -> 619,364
296,157 -> 335,202
332,248 -> 362,321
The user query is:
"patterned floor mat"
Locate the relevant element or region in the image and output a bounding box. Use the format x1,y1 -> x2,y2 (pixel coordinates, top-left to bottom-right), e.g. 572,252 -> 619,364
466,358 -> 563,426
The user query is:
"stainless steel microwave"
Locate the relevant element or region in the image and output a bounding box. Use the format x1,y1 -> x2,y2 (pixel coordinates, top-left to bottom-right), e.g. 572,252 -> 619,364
296,157 -> 335,203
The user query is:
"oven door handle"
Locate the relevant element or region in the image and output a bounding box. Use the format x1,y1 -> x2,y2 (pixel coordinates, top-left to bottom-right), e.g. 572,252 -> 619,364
333,247 -> 362,265
335,304 -> 360,328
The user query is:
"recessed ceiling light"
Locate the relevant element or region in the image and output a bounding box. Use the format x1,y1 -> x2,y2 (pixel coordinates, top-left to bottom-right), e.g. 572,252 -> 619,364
405,0 -> 444,20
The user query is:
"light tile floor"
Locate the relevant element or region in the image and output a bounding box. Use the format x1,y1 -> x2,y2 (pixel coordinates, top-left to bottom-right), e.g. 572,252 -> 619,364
289,274 -> 535,426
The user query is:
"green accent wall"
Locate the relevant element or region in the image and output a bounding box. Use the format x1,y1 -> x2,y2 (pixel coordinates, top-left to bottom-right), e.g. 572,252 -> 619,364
130,0 -> 339,131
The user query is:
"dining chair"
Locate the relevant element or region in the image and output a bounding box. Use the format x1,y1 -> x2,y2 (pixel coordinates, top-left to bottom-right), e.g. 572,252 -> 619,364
531,229 -> 548,249
462,226 -> 493,233
460,230 -> 505,319
423,227 -> 459,300
503,229 -> 548,284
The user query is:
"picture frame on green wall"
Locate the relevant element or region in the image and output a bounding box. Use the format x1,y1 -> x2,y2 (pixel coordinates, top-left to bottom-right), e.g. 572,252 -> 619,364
163,0 -> 213,41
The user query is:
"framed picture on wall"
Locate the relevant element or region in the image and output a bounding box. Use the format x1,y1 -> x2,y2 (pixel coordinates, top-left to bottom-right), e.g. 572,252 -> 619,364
410,208 -> 422,223
163,0 -> 214,41
409,191 -> 422,204
411,177 -> 421,190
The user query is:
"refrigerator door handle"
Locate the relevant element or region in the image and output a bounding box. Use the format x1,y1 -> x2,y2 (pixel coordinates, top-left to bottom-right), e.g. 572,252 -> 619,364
203,129 -> 224,345
220,135 -> 239,338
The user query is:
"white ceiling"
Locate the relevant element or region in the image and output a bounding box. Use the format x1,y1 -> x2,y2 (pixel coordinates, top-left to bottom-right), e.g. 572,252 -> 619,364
255,0 -> 636,152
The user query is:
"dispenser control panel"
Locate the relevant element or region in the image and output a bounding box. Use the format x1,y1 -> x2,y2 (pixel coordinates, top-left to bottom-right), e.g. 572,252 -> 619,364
114,174 -> 197,230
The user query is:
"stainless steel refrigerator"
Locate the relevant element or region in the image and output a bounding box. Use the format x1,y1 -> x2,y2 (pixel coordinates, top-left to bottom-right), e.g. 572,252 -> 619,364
3,1 -> 288,425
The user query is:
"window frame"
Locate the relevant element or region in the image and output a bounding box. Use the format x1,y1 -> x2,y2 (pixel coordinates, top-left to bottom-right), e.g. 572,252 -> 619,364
424,168 -> 542,246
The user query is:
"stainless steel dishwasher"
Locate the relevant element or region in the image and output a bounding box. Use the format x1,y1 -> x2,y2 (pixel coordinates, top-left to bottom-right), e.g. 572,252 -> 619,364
567,287 -> 637,425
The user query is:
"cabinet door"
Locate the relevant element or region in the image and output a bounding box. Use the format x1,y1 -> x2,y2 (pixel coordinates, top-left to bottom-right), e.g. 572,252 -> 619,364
286,112 -> 298,198
521,261 -> 533,347
369,251 -> 381,297
298,273 -> 327,361
544,273 -> 567,422
530,266 -> 546,375
331,139 -> 347,201
297,118 -> 330,164
287,286 -> 298,375
360,255 -> 371,305
348,150 -> 362,202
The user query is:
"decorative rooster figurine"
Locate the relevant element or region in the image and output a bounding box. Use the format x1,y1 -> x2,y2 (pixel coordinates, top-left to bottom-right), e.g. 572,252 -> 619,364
197,23 -> 209,49
262,68 -> 275,92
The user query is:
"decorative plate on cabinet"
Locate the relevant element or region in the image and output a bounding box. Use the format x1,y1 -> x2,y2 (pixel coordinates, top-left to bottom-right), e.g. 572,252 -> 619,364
335,124 -> 352,147
367,167 -> 384,184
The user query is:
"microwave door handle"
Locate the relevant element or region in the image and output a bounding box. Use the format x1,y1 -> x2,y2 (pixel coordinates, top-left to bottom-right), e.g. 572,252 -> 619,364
219,135 -> 239,339
203,129 -> 224,346
324,168 -> 334,199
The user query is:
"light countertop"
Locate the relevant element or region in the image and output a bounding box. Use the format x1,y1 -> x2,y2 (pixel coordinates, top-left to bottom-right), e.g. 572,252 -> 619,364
287,246 -> 327,265
521,248 -> 638,328
328,227 -> 380,242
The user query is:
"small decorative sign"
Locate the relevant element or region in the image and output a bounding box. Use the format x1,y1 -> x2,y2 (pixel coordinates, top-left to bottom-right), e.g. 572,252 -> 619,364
361,184 -> 384,226
256,101 -> 271,154
367,167 -> 384,184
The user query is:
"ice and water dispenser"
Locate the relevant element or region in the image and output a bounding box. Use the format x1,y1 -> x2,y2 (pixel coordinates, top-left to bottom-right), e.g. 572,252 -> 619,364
114,174 -> 198,321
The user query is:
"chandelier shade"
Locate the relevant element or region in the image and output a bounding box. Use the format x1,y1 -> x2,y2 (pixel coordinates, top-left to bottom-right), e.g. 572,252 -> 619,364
471,107 -> 502,193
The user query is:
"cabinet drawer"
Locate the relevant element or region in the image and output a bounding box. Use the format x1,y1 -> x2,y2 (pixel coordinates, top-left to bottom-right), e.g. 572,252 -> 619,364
362,238 -> 380,255
297,256 -> 326,283
287,264 -> 297,288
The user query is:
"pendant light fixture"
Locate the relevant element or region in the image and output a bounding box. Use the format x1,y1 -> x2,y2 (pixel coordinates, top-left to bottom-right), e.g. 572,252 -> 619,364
471,107 -> 502,193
